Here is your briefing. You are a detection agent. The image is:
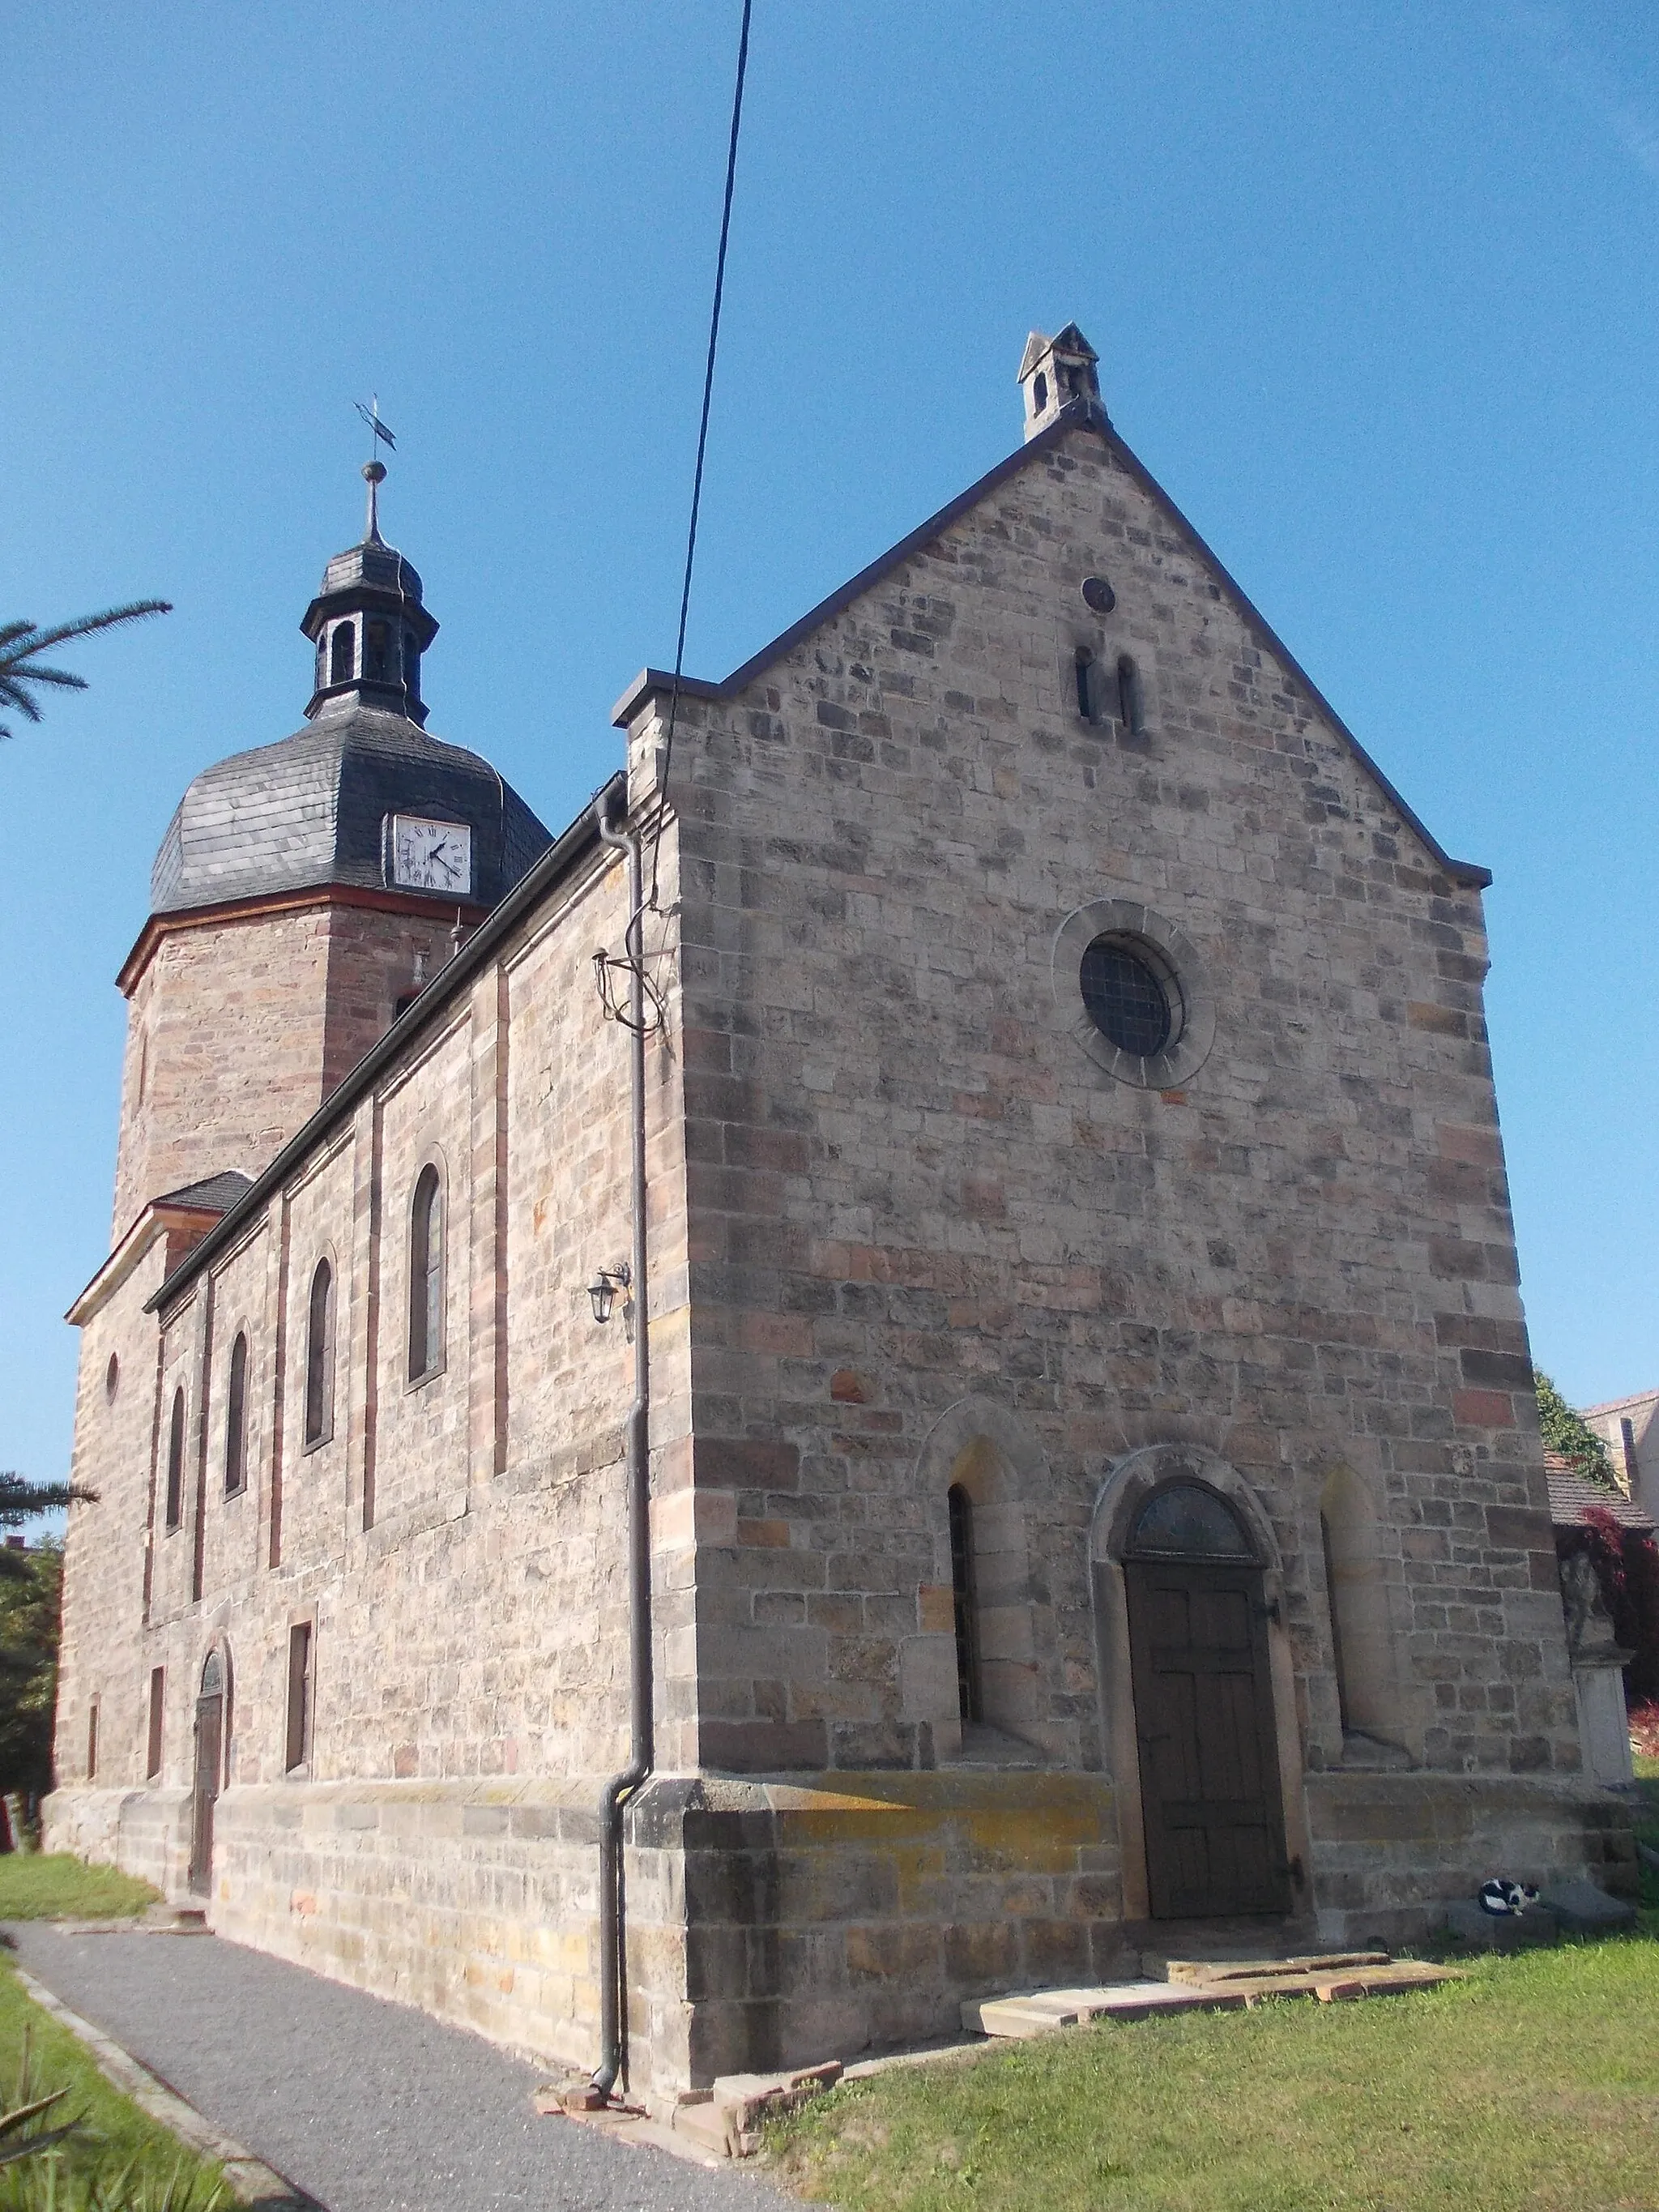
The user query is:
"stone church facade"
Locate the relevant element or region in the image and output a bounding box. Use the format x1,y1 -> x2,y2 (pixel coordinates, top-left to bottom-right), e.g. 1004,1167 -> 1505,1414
48,327 -> 1631,2100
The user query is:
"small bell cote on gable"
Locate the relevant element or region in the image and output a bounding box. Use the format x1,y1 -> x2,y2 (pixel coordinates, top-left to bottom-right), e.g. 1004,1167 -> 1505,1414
1018,323 -> 1105,441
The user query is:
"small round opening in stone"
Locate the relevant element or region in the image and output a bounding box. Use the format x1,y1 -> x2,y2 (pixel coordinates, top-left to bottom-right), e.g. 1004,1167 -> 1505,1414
1080,937 -> 1173,1057
1081,575 -> 1116,615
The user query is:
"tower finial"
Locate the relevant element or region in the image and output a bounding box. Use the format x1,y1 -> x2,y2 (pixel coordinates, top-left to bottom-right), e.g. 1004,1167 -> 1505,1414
353,397 -> 398,543
363,459 -> 386,543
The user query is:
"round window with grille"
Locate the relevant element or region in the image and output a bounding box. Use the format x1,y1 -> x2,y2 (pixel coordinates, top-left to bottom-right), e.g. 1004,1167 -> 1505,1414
1080,937 -> 1176,1057
1052,898 -> 1216,1088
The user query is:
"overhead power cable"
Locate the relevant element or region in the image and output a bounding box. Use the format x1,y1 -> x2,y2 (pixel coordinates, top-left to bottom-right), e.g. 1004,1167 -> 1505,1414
646,0 -> 753,912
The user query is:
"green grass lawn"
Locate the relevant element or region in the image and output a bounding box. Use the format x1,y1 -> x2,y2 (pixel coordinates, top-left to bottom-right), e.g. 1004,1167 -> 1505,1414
771,1800 -> 1659,2212
0,1963 -> 223,2208
0,1856 -> 156,1924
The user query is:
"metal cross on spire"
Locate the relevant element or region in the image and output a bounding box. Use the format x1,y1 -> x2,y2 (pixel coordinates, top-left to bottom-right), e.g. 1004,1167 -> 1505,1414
354,398 -> 397,541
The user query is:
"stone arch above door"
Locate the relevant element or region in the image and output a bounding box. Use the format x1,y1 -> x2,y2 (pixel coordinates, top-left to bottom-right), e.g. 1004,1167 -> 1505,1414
1090,1442 -> 1283,1574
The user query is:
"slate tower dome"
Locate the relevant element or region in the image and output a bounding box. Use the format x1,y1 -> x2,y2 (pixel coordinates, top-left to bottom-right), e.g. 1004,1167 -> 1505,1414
110,469 -> 553,1241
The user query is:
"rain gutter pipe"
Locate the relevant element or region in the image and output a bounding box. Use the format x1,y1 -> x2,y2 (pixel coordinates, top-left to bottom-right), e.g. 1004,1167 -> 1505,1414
591,793 -> 653,2098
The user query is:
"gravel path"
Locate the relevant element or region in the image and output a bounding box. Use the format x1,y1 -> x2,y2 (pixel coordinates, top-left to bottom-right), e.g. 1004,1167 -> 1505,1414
6,1926 -> 796,2212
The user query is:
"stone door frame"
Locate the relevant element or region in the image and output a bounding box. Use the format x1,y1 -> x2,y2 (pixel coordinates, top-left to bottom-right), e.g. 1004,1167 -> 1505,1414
1090,1445 -> 1313,1924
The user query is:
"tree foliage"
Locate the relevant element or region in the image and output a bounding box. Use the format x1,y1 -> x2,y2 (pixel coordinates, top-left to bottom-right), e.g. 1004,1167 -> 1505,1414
0,602 -> 171,741
1534,1369 -> 1617,1488
0,1547 -> 62,1802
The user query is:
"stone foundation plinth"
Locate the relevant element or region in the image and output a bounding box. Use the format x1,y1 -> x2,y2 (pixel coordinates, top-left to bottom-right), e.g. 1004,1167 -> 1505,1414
1307,1770 -> 1637,1946
43,1763 -> 1636,2101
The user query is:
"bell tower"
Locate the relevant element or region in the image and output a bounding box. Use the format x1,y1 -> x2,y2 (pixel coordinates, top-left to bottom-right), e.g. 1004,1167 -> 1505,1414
1018,323 -> 1107,442
108,466 -> 552,1241
301,462 -> 439,724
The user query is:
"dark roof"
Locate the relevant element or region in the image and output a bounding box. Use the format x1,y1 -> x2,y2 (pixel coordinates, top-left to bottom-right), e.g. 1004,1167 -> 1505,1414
1545,1454 -> 1654,1531
150,707 -> 552,916
612,399 -> 1491,892
147,775 -> 625,1316
154,1171 -> 254,1215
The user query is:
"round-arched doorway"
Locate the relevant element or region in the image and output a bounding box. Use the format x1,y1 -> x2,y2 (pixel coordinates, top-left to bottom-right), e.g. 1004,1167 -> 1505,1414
1120,1479 -> 1291,1919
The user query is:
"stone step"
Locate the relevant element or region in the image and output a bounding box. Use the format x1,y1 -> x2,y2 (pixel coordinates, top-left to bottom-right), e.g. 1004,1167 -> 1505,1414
964,1959 -> 1462,2039
1166,1949 -> 1390,1985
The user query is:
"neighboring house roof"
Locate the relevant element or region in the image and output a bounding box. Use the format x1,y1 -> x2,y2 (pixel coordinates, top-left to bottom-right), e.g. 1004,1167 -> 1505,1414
1582,1387 -> 1659,1420
153,1171 -> 254,1215
610,398 -> 1492,891
1545,1454 -> 1655,1531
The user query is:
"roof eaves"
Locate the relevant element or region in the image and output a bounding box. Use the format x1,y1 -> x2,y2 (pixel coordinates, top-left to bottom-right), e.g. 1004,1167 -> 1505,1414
145,771 -> 625,1317
610,403 -> 1491,892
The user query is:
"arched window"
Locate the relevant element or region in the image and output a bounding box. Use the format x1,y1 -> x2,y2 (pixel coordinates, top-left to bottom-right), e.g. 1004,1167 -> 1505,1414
224,1331 -> 249,1496
408,1166 -> 444,1380
402,631 -> 420,695
364,619 -> 390,682
1117,654 -> 1146,739
164,1386 -> 186,1530
943,1437 -> 1034,1742
304,1259 -> 335,1449
947,1484 -> 982,1724
1318,1468 -> 1403,1753
1033,370 -> 1048,415
329,621 -> 355,686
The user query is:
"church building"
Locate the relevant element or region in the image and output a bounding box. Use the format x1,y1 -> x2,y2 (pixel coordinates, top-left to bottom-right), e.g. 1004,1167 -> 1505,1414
48,327 -> 1632,2100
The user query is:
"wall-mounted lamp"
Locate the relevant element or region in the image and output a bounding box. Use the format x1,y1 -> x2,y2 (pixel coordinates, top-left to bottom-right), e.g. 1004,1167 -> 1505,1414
586,1261 -> 632,1326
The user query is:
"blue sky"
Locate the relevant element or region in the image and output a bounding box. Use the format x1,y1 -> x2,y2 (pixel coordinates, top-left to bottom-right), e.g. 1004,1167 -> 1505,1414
3,0 -> 1656,1484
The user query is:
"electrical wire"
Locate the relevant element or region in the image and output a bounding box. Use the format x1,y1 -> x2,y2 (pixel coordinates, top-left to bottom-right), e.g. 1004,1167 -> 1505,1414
646,0 -> 753,912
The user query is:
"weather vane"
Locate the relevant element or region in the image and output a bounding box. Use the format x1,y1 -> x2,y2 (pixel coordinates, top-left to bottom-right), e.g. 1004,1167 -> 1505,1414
354,397 -> 397,540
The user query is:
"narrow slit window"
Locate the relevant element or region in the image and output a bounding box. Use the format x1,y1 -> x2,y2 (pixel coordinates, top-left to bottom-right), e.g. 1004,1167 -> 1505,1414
147,1667 -> 165,1779
285,1622 -> 313,1773
329,621 -> 355,686
304,1259 -> 335,1449
947,1483 -> 983,1725
1621,1417 -> 1640,1491
164,1387 -> 186,1530
1117,654 -> 1146,738
1320,1511 -> 1352,1734
403,632 -> 420,694
224,1331 -> 249,1496
87,1697 -> 99,1781
1074,647 -> 1096,723
408,1166 -> 444,1380
1033,371 -> 1048,415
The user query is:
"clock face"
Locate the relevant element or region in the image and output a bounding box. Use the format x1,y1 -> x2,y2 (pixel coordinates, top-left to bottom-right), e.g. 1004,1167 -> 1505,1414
390,816 -> 472,895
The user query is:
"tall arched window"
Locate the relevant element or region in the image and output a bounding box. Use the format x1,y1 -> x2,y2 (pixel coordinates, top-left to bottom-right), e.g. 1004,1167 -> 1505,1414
329,621 -> 355,686
164,1386 -> 186,1529
304,1259 -> 335,1449
364,619 -> 390,682
224,1331 -> 249,1496
408,1166 -> 444,1380
1318,1467 -> 1404,1753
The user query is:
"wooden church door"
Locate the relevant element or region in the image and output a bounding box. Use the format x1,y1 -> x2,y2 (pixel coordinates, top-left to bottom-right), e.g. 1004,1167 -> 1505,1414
1122,1483 -> 1291,1920
189,1651 -> 224,1897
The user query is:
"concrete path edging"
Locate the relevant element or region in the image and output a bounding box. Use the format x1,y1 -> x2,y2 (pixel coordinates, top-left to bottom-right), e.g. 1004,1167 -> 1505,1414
14,1965 -> 316,2210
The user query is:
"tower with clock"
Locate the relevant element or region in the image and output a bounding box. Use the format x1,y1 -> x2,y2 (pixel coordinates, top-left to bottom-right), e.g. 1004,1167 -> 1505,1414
109,465 -> 552,1238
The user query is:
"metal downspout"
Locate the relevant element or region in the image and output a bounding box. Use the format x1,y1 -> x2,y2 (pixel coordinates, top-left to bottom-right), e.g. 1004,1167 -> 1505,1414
592,794 -> 653,2098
